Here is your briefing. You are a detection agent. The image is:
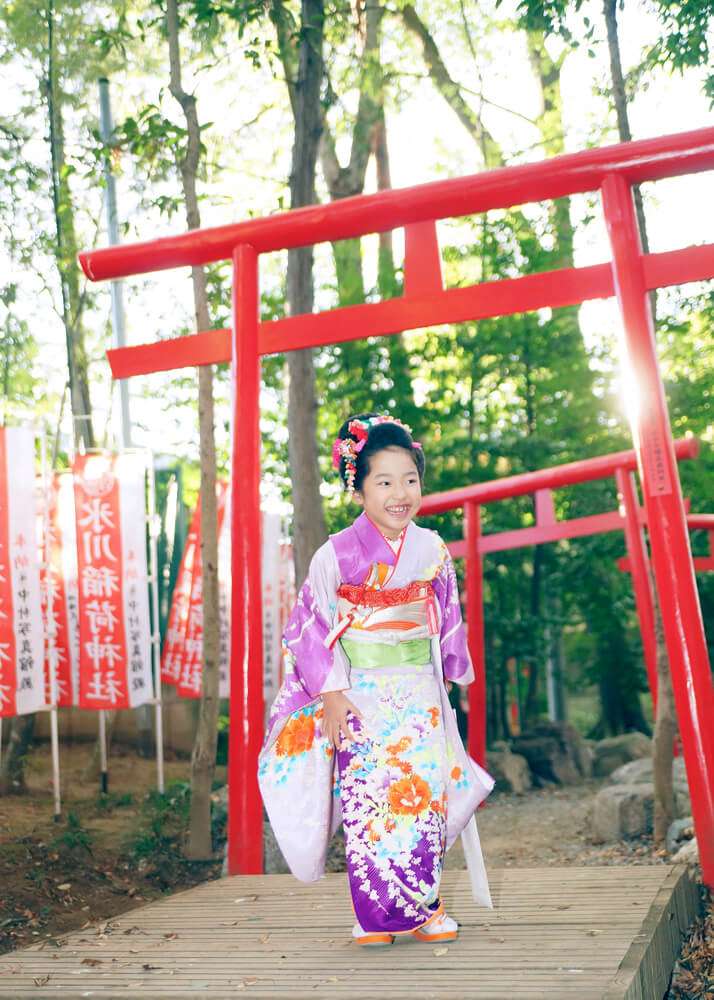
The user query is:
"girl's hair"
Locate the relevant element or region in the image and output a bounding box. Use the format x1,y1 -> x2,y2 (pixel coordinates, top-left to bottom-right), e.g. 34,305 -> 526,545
335,412 -> 425,493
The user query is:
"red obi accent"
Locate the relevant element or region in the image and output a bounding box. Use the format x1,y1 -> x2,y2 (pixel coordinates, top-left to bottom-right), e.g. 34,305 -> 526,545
337,580 -> 435,607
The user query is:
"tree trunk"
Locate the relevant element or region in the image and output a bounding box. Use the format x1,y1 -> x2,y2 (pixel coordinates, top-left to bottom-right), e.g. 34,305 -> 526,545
401,4 -> 501,168
373,115 -> 399,299
0,714 -> 36,795
166,0 -> 221,860
281,0 -> 328,586
603,0 -> 672,809
18,0 -> 96,789
602,0 -> 650,256
45,0 -> 94,451
526,31 -> 574,265
524,544 -> 543,722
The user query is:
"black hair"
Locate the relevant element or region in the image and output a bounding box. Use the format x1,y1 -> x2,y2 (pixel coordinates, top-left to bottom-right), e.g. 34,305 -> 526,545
335,412 -> 426,493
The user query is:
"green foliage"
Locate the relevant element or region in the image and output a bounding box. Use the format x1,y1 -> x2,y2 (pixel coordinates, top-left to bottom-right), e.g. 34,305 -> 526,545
117,105 -> 196,192
127,780 -> 225,881
1,0 -> 711,745
128,781 -> 192,877
50,812 -> 93,857
1,284 -> 39,406
642,0 -> 714,103
94,791 -> 134,813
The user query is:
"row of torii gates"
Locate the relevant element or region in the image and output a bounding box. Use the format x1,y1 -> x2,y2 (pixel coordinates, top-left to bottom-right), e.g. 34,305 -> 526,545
80,127 -> 714,886
419,436 -> 714,763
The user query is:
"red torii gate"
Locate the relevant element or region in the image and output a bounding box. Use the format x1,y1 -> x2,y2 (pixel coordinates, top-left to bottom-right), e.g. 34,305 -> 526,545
418,437 -> 703,765
81,127 -> 714,886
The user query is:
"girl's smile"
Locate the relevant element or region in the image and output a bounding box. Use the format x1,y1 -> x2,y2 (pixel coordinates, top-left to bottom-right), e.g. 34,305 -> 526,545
353,446 -> 422,540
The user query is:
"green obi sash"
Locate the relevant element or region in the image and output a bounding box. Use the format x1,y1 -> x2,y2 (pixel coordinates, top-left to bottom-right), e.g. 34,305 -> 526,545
340,638 -> 432,669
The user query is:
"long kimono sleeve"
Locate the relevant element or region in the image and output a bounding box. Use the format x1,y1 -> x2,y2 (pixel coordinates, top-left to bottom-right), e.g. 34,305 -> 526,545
282,541 -> 350,699
433,547 -> 474,685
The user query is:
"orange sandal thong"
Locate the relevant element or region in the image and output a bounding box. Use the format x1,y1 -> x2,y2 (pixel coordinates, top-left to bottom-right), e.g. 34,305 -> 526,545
412,912 -> 459,943
412,926 -> 458,942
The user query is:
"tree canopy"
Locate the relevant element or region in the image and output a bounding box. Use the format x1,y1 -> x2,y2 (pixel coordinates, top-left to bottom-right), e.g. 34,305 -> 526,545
1,0 -> 712,739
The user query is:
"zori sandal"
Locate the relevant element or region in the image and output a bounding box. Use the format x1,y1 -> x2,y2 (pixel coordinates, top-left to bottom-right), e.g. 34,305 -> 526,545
412,912 -> 458,942
352,922 -> 395,946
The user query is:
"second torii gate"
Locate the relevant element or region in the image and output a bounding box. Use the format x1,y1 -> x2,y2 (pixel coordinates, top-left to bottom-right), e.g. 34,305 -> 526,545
419,437 -> 704,765
84,126 -> 714,885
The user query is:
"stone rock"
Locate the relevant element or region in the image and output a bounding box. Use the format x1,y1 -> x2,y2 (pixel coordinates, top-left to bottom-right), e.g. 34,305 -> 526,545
592,733 -> 651,777
486,747 -> 532,794
512,722 -> 590,786
609,756 -> 653,785
591,784 -> 654,842
671,837 -> 699,867
609,756 -> 687,786
666,816 -> 695,855
608,757 -> 690,819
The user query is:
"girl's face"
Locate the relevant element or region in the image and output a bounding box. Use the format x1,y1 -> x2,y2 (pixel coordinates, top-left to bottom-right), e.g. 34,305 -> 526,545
353,446 -> 422,540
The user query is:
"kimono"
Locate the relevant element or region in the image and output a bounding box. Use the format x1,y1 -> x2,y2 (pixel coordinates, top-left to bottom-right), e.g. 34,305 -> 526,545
258,512 -> 494,934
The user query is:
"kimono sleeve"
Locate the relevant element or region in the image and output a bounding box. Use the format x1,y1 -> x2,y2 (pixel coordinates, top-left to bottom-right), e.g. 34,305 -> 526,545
282,541 -> 351,698
433,546 -> 475,685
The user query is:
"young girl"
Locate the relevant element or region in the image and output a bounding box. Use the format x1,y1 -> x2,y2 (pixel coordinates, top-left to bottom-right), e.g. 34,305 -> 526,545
258,413 -> 493,946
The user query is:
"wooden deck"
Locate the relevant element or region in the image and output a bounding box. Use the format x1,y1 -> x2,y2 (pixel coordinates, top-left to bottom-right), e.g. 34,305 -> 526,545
0,866 -> 699,999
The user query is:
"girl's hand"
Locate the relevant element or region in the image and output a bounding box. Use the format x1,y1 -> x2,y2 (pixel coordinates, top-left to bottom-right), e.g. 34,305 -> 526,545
321,690 -> 364,750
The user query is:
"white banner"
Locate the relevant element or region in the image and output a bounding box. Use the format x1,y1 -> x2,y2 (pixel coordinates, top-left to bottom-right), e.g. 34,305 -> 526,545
0,427 -> 47,717
260,512 -> 282,712
42,473 -> 80,707
117,453 -> 154,708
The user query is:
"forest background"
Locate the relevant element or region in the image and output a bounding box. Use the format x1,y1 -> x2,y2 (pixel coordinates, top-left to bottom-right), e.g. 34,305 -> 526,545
1,0 -> 713,757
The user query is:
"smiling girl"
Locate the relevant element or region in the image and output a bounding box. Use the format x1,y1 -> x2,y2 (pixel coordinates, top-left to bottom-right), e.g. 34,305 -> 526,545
258,413 -> 493,946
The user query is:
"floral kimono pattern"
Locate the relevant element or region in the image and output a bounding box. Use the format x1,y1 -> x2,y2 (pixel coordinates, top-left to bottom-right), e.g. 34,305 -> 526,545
258,512 -> 494,931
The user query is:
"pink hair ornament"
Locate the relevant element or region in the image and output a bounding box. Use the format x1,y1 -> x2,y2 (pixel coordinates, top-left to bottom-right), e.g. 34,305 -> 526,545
332,416 -> 420,496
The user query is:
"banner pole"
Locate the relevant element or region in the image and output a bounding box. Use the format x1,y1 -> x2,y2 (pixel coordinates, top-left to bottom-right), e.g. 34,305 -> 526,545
99,710 -> 108,793
146,451 -> 165,794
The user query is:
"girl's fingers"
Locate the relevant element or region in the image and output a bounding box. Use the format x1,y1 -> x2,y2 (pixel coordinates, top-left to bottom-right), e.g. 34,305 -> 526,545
324,705 -> 365,750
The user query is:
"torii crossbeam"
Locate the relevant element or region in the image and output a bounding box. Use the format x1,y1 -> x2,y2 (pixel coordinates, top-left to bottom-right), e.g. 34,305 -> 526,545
82,127 -> 714,886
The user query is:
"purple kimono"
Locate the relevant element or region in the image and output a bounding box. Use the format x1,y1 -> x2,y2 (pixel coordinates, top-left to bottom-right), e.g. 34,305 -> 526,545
258,513 -> 493,932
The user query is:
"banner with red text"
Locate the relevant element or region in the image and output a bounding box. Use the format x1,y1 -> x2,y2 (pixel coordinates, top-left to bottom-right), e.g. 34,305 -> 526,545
41,473 -> 80,707
73,453 -> 153,710
0,427 -> 47,717
176,484 -> 229,699
217,489 -> 231,699
163,497 -> 293,703
161,499 -> 201,687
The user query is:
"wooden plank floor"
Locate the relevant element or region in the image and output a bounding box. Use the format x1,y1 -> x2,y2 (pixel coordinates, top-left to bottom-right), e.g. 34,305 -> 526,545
0,866 -> 699,1000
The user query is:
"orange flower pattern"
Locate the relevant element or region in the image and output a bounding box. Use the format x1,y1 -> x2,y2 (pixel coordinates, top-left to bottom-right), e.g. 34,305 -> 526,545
274,710 -> 316,757
388,775 -> 432,815
336,668 -> 456,933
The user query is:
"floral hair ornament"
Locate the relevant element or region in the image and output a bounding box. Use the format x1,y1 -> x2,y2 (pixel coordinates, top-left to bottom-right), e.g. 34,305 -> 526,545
332,415 -> 421,496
